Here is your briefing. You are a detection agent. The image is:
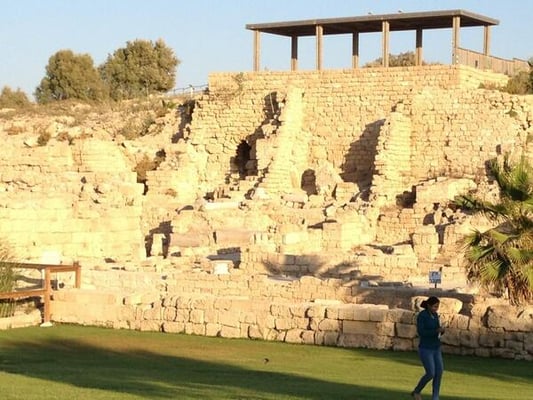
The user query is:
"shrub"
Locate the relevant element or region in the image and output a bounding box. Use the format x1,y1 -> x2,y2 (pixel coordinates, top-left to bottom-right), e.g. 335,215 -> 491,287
0,86 -> 31,109
37,129 -> 52,146
502,70 -> 532,95
0,241 -> 17,318
134,150 -> 166,184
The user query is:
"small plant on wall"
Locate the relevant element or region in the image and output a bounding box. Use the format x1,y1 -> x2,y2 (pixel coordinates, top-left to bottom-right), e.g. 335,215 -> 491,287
0,240 -> 17,318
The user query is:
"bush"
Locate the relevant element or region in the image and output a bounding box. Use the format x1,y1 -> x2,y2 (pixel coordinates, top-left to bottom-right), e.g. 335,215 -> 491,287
0,241 -> 17,318
134,150 -> 166,184
0,86 -> 31,109
502,70 -> 532,94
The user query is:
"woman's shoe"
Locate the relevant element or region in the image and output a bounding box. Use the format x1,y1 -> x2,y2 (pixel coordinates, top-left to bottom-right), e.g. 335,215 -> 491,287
411,391 -> 422,400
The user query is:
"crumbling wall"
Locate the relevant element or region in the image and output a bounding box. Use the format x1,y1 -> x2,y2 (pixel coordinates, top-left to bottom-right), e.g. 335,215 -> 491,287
0,139 -> 145,262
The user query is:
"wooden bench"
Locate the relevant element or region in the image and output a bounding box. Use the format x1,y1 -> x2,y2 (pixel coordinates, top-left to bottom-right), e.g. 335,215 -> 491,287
0,262 -> 81,324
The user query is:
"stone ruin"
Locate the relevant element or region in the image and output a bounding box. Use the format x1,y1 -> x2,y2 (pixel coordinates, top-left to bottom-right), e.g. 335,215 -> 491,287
0,65 -> 532,359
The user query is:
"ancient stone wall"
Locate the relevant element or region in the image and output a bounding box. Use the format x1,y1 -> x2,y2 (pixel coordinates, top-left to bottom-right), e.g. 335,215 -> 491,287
0,139 -> 145,262
49,267 -> 533,360
182,65 -> 517,201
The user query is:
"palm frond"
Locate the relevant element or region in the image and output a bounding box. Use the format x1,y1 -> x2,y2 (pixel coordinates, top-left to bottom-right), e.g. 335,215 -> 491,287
478,259 -> 505,283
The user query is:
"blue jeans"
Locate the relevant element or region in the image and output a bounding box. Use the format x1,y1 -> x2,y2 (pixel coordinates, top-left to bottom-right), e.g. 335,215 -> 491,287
413,347 -> 443,400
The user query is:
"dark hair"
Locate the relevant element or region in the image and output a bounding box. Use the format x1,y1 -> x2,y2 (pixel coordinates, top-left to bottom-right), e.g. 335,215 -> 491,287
420,296 -> 440,310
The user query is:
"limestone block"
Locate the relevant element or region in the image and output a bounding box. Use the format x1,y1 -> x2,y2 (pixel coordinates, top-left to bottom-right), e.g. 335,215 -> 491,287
205,323 -> 221,337
270,303 -> 291,317
214,228 -> 255,247
139,320 -> 162,332
336,305 -> 355,320
352,306 -> 371,321
447,314 -> 470,330
505,340 -> 524,352
490,347 -> 516,359
190,309 -> 204,324
339,333 -> 392,349
459,330 -> 479,348
474,348 -> 491,358
392,337 -> 414,351
162,321 -> 185,333
219,311 -> 240,328
369,307 -> 389,322
275,317 -> 293,330
220,325 -> 241,338
162,307 -> 177,321
343,320 -> 377,335
386,309 -> 415,324
175,309 -> 190,322
395,323 -> 418,339
191,323 -> 206,336
306,305 -> 326,319
478,332 -> 505,348
285,329 -> 304,343
118,305 -> 135,321
169,232 -> 210,248
485,305 -> 533,331
316,318 -> 340,332
143,306 -> 162,321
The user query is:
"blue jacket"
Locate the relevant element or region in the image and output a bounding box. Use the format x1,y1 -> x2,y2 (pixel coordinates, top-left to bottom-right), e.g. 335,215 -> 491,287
416,309 -> 441,349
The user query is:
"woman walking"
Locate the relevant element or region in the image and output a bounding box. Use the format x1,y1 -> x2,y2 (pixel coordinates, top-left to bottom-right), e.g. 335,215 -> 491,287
411,296 -> 445,400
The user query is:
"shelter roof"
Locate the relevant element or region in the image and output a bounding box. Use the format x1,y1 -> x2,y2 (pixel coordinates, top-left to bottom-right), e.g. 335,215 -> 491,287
246,9 -> 499,36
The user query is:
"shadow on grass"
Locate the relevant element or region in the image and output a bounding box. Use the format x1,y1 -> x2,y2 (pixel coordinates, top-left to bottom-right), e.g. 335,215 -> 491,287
0,326 -> 530,400
350,347 -> 533,387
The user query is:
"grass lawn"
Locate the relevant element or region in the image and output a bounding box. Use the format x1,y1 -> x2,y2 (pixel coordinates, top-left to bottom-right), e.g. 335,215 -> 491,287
0,324 -> 531,399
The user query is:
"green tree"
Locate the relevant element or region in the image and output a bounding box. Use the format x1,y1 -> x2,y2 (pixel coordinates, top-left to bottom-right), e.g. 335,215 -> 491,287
363,51 -> 436,68
99,39 -> 179,100
0,86 -> 31,108
456,156 -> 533,304
35,50 -> 107,103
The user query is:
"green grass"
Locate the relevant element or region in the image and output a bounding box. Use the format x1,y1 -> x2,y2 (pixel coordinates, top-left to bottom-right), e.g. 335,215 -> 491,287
0,325 -> 531,399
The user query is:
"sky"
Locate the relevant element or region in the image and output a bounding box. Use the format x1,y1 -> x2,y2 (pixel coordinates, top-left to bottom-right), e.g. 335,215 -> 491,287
0,0 -> 532,97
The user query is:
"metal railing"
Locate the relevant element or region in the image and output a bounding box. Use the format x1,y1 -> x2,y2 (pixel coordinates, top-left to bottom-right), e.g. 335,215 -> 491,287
167,84 -> 208,97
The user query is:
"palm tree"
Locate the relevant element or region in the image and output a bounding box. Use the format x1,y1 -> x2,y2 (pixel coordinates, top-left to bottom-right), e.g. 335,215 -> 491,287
456,155 -> 533,304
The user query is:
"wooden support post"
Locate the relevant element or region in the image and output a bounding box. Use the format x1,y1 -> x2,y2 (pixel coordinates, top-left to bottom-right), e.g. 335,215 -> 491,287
74,261 -> 81,288
483,25 -> 491,55
253,30 -> 260,71
452,16 -> 461,65
44,267 -> 51,323
352,32 -> 359,68
415,28 -> 423,66
382,21 -> 390,67
291,35 -> 298,71
316,25 -> 323,70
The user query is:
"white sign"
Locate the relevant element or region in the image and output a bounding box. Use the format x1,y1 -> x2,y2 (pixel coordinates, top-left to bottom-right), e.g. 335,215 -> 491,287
429,271 -> 442,284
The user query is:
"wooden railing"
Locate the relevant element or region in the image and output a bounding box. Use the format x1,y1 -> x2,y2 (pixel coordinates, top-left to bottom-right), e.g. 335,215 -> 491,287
0,262 -> 81,324
456,47 -> 529,76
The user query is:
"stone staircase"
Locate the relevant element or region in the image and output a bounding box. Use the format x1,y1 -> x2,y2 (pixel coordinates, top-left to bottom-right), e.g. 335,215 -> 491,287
259,88 -> 310,196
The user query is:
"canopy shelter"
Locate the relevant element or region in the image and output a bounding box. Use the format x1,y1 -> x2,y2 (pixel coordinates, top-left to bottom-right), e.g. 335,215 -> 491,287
246,9 -> 499,71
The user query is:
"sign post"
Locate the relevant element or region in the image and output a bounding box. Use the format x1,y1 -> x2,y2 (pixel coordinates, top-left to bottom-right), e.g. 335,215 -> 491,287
429,270 -> 442,289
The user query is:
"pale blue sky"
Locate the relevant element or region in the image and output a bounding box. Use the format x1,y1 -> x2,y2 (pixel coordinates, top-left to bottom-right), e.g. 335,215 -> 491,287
0,0 -> 531,97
